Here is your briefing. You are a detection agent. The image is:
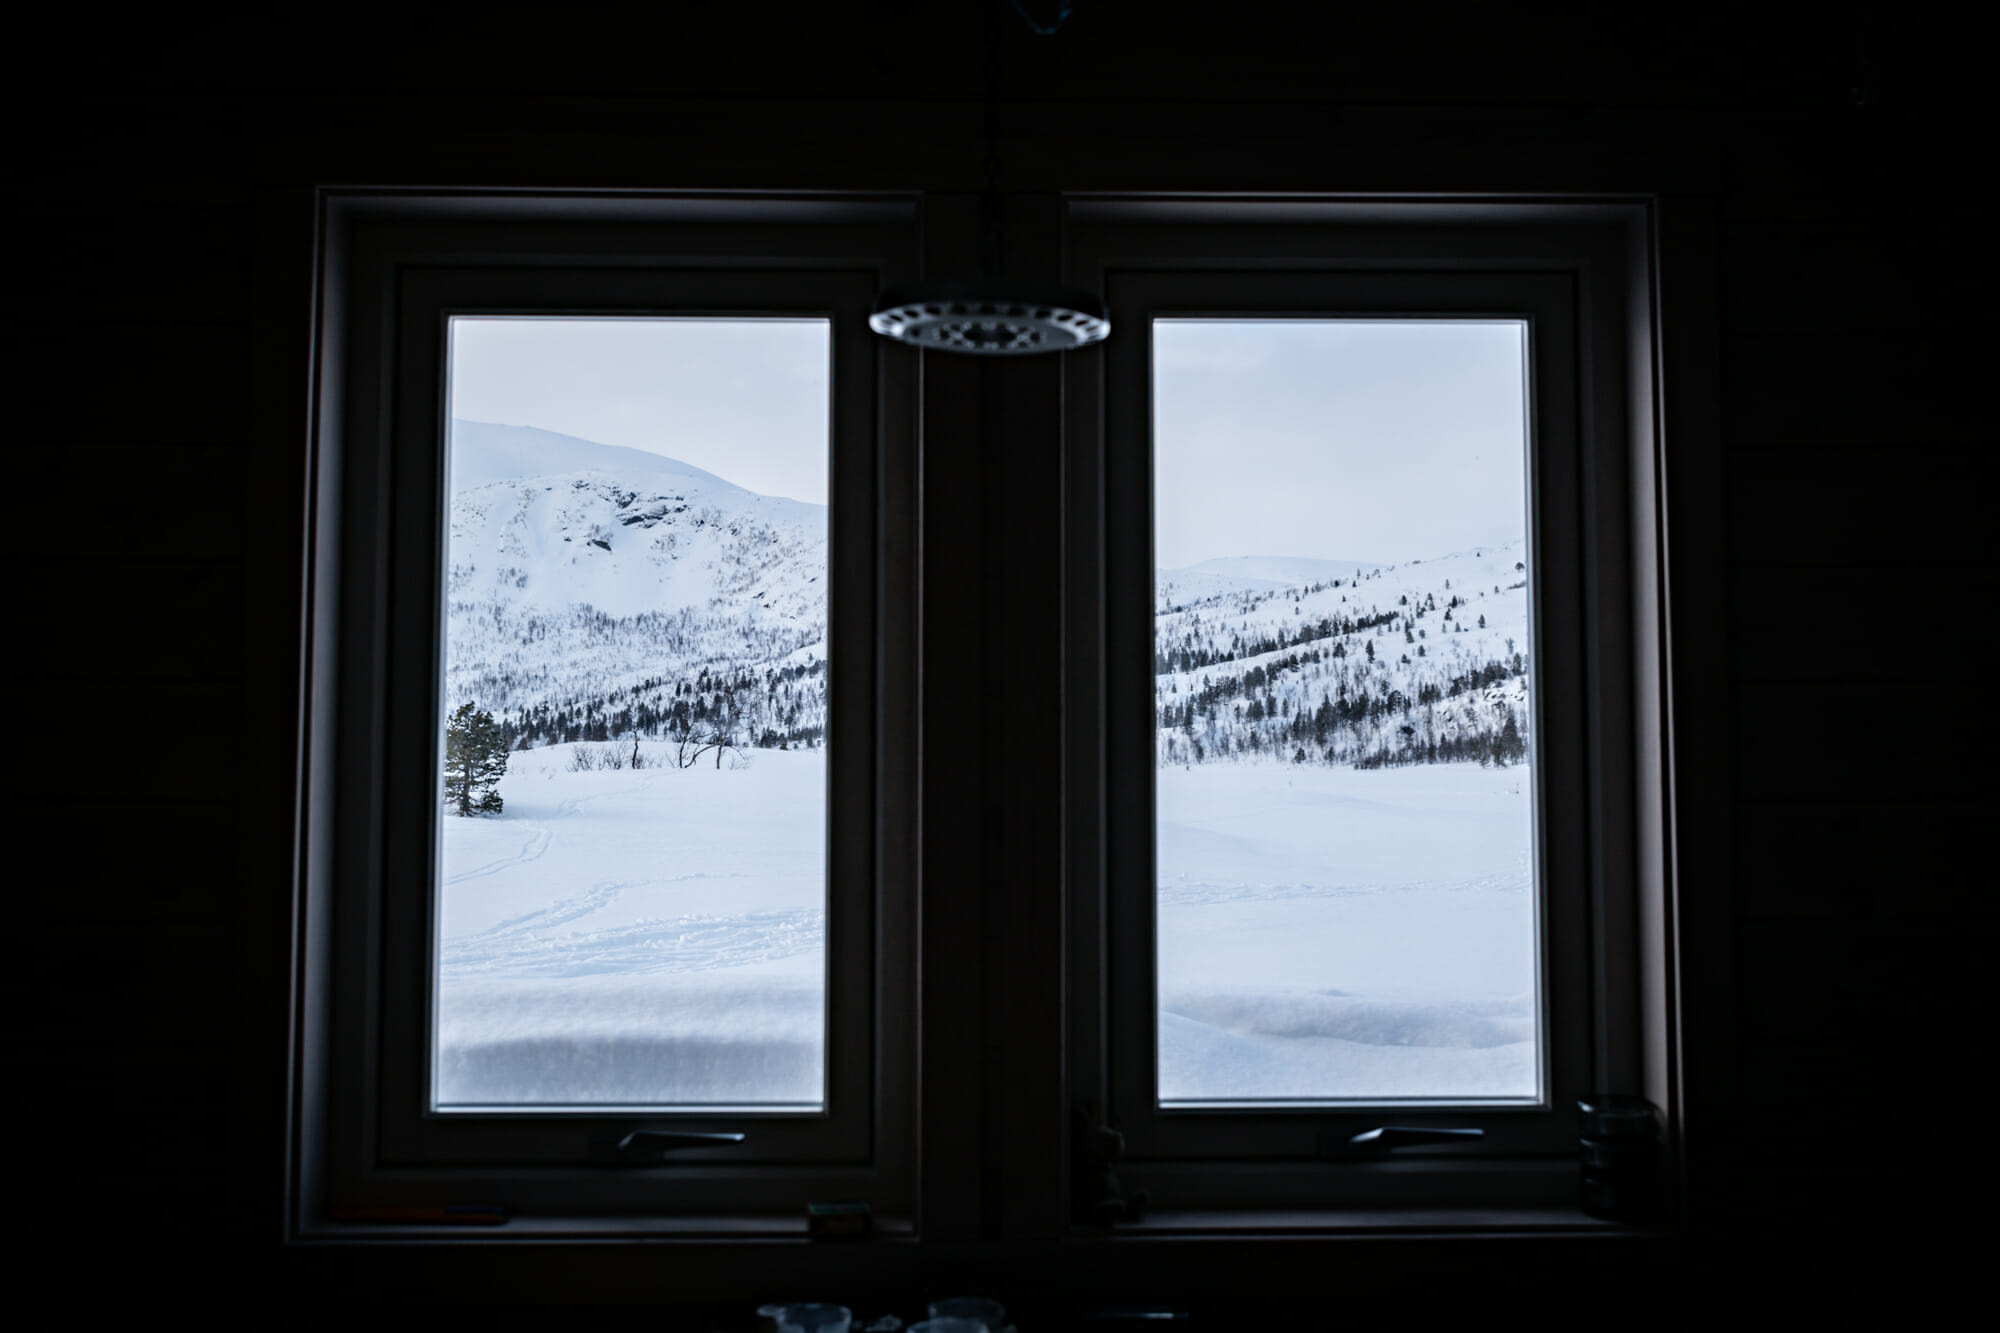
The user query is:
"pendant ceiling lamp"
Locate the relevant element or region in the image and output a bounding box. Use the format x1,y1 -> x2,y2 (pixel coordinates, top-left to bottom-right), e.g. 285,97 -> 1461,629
868,281 -> 1109,355
868,1 -> 1106,357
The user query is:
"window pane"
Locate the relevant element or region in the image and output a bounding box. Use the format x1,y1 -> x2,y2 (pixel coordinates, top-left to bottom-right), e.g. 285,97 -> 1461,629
435,317 -> 830,1110
1153,319 -> 1540,1106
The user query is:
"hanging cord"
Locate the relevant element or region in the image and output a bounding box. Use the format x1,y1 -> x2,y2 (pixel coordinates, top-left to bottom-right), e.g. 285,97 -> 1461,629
1008,0 -> 1074,37
983,0 -> 1003,191
979,0 -> 1005,273
1848,1 -> 1879,106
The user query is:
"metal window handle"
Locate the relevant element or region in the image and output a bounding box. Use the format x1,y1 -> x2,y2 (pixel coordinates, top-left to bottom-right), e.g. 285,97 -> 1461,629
1321,1126 -> 1485,1159
615,1130 -> 746,1156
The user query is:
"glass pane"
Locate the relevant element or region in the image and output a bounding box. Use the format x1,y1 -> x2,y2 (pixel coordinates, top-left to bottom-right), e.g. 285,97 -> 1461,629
1153,319 -> 1540,1106
435,317 -> 830,1110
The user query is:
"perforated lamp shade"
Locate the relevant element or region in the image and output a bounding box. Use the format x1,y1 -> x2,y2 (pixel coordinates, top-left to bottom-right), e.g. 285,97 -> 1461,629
869,281 -> 1109,355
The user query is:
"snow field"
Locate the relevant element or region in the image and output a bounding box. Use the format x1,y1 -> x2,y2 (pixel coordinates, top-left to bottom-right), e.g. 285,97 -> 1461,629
1156,760 -> 1539,1102
438,972 -> 822,1106
436,747 -> 1539,1107
436,744 -> 827,1106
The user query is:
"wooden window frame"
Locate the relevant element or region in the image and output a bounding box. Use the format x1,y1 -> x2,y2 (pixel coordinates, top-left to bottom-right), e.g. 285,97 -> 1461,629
289,192 -> 920,1231
1061,200 -> 1682,1214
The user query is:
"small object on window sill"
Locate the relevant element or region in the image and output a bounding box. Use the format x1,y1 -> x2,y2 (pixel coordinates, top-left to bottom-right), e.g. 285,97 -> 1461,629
927,1297 -> 1006,1329
326,1204 -> 506,1225
806,1199 -> 871,1238
761,1304 -> 852,1333
1577,1093 -> 1664,1220
1072,1105 -> 1150,1226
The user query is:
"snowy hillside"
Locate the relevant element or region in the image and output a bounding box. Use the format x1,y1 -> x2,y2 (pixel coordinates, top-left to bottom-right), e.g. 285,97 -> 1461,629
445,419 -> 829,753
449,420 -> 747,494
1155,544 -> 1534,770
445,419 -> 1531,775
1156,555 -> 1384,611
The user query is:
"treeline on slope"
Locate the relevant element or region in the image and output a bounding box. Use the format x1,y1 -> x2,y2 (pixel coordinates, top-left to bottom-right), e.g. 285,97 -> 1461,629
1157,647 -> 1531,770
1155,584 -> 1490,676
482,655 -> 828,754
1155,605 -> 1401,674
448,602 -> 819,706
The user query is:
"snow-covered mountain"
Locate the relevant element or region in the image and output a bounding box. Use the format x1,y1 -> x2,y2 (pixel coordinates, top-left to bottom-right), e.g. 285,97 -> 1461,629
444,420 -> 828,751
1153,544 -> 1534,769
447,420 -> 825,621
1156,556 -> 1384,612
445,418 -> 1530,770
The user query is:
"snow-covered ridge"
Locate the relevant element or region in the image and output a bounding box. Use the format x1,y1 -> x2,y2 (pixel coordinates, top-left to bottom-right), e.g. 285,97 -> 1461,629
447,418 -> 825,622
445,420 -> 829,750
1156,555 -> 1384,610
449,419 -> 749,493
1154,542 -> 1533,769
445,419 -> 1531,773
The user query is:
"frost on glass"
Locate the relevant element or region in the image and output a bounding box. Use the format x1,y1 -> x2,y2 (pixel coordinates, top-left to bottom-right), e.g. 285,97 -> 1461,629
1152,319 -> 1541,1106
434,317 -> 831,1109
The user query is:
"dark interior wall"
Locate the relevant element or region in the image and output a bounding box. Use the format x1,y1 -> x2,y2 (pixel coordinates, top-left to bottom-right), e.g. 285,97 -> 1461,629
22,2 -> 1978,1312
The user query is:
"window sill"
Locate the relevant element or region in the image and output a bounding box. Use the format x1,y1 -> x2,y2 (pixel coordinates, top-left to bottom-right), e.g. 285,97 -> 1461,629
299,1207 -> 1663,1244
297,1213 -> 919,1243
1085,1205 -> 1667,1238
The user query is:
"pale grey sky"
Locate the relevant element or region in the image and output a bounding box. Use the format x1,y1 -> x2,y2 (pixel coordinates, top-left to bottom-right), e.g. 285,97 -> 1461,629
1154,320 -> 1530,568
448,317 -> 831,505
445,316 -> 1528,556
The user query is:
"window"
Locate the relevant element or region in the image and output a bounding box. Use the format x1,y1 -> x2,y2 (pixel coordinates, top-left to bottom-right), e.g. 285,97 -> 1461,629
293,196 -> 919,1225
435,314 -> 841,1117
290,192 -> 1681,1236
1063,204 -> 1675,1212
1149,316 -> 1543,1110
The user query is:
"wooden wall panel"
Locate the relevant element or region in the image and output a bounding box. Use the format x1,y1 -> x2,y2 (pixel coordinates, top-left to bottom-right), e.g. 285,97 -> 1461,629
17,0 -> 1981,1311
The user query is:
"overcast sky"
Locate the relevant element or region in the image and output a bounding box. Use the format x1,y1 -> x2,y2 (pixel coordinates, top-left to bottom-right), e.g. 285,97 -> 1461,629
446,316 -> 1527,558
1154,320 -> 1529,568
448,317 -> 831,505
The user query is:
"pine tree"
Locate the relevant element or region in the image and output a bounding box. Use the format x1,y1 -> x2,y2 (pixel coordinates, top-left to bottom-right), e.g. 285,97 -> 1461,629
445,701 -> 509,815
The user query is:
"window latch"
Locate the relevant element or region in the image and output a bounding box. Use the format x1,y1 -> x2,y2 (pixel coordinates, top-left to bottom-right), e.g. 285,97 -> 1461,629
1320,1126 -> 1485,1160
591,1129 -> 747,1163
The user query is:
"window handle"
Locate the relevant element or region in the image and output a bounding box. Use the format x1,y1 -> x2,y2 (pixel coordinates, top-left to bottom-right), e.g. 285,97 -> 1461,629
1321,1126 -> 1485,1159
613,1129 -> 746,1158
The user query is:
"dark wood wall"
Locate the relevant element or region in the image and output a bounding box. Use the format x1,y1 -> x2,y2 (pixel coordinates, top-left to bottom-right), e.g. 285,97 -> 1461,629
22,2 -> 1978,1314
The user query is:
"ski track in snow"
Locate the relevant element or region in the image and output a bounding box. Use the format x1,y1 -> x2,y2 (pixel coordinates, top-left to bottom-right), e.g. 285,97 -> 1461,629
461,878 -> 630,938
442,765 -> 828,979
443,825 -> 555,884
442,786 -> 634,886
443,877 -> 822,979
